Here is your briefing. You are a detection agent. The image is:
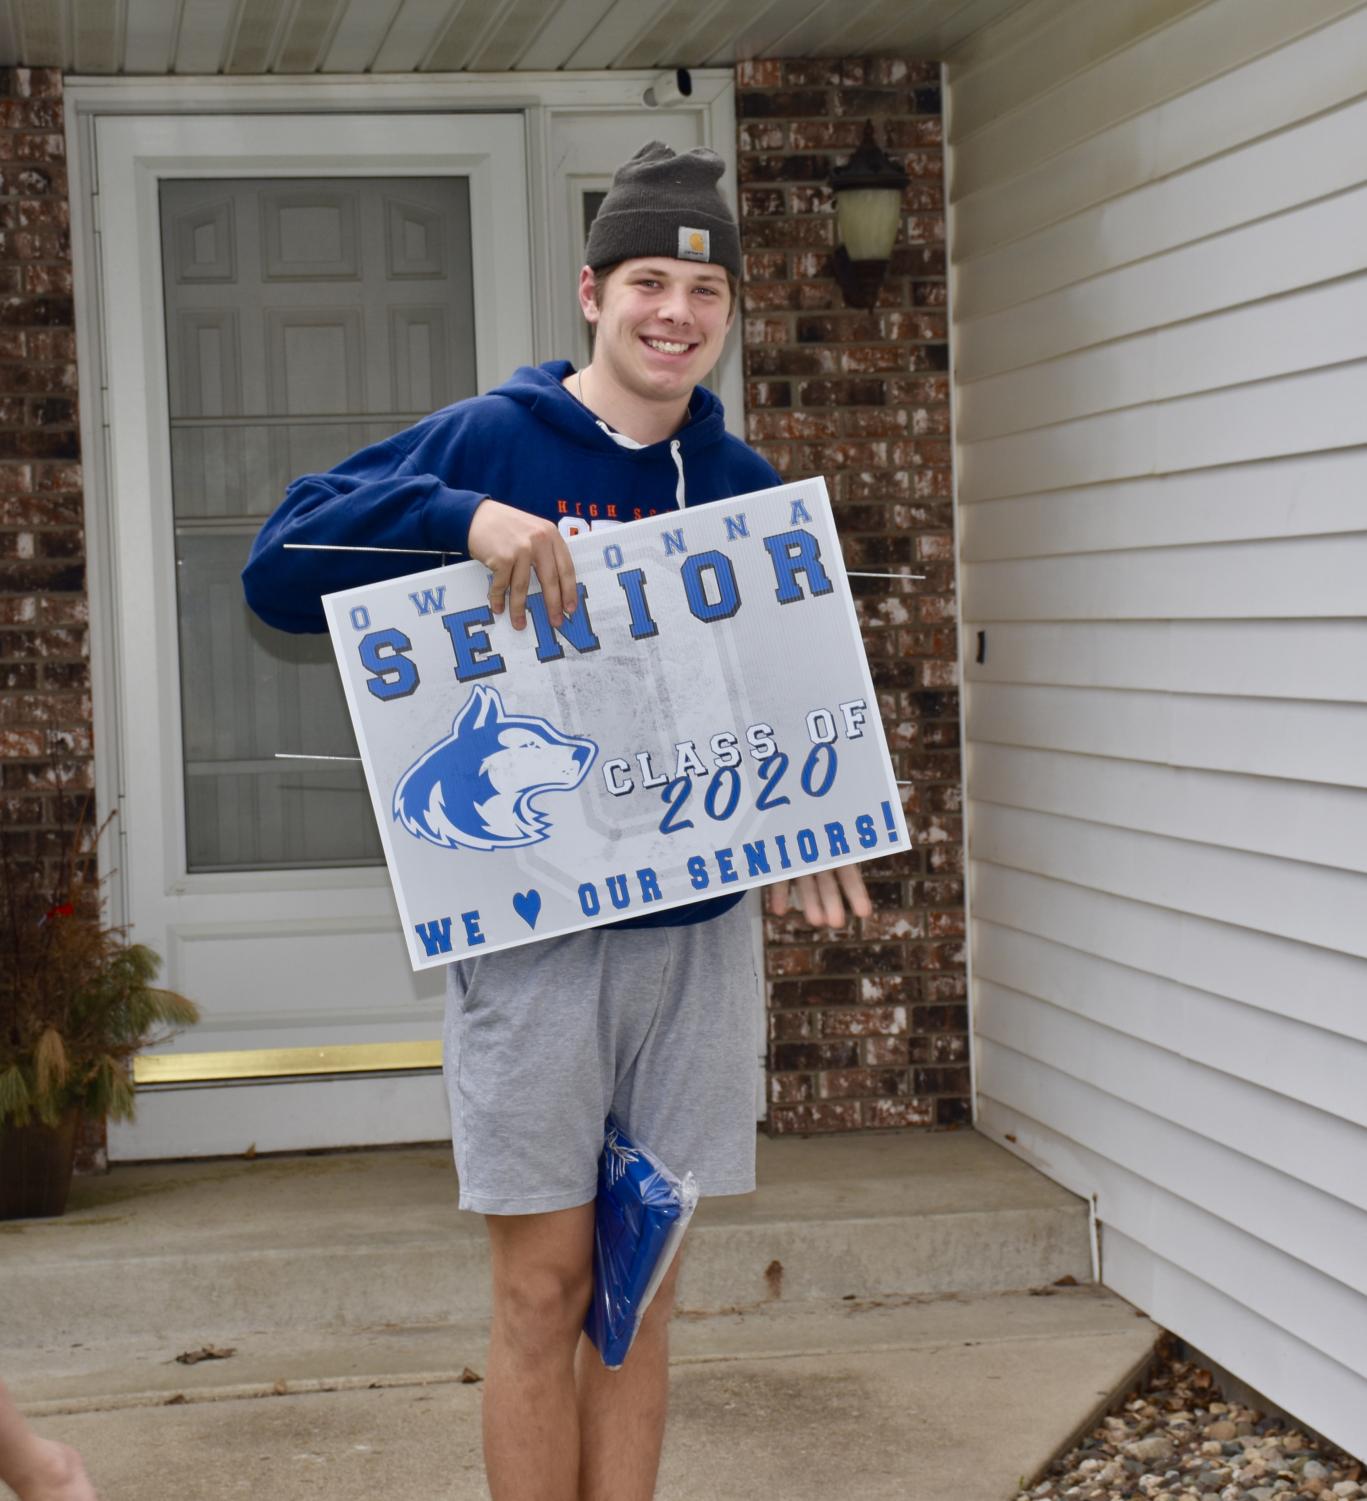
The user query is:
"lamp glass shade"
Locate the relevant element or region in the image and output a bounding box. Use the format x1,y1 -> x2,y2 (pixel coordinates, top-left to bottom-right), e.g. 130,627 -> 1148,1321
834,186 -> 903,262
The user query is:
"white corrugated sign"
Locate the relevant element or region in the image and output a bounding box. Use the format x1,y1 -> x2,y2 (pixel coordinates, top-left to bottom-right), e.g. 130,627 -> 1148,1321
323,478 -> 909,970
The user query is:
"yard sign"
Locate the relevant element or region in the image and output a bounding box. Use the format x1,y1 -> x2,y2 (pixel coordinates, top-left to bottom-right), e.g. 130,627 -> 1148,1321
323,478 -> 909,970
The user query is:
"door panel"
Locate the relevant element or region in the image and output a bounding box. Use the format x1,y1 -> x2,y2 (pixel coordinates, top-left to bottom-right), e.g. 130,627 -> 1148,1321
92,113 -> 532,1158
160,176 -> 475,873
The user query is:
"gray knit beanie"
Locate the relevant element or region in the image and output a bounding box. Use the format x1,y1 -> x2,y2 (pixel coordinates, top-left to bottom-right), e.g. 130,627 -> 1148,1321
585,140 -> 741,278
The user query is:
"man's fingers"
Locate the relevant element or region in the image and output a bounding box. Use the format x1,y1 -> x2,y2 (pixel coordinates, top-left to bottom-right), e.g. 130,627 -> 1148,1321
531,535 -> 564,627
486,560 -> 512,617
767,880 -> 791,917
836,863 -> 873,919
814,869 -> 847,928
797,874 -> 827,926
777,868 -> 870,929
507,554 -> 533,631
554,533 -> 579,617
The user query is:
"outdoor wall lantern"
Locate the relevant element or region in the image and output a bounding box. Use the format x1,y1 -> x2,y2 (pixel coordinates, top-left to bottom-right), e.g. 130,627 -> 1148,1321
830,121 -> 909,309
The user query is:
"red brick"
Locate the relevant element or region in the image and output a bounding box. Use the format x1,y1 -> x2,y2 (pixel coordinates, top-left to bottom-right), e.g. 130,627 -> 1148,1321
738,91 -> 830,119
837,346 -> 903,374
867,59 -> 939,87
769,1009 -> 816,1041
840,407 -> 907,438
739,122 -> 787,152
817,1006 -> 908,1037
741,187 -> 785,218
744,250 -> 788,280
817,1067 -> 908,1100
17,198 -> 69,229
748,346 -> 839,376
883,119 -> 943,149
14,132 -> 64,162
769,1073 -> 815,1105
769,977 -> 859,1007
862,1098 -> 935,1129
746,379 -> 791,409
21,264 -> 71,297
904,214 -> 945,245
26,332 -> 76,362
795,280 -> 836,310
743,281 -> 800,313
787,184 -> 833,215
750,441 -> 792,473
735,59 -> 783,88
743,217 -> 834,249
766,944 -> 816,976
781,60 -> 842,88
767,1101 -> 862,1134
901,181 -> 943,213
788,119 -> 865,151
772,1041 -> 859,1071
862,1037 -> 911,1066
742,316 -> 789,345
831,87 -> 900,118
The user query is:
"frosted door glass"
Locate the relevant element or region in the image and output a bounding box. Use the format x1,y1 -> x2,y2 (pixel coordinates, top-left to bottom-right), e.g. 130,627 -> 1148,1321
159,176 -> 476,871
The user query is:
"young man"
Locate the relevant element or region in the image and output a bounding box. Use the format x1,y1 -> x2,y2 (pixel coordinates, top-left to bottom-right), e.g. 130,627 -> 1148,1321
244,141 -> 869,1500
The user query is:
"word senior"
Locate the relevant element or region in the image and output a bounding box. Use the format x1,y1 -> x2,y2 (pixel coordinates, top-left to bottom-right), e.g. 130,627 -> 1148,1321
347,498 -> 833,702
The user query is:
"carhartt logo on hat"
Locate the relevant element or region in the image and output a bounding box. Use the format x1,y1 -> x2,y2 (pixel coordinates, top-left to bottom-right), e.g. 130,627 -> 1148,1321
678,226 -> 709,261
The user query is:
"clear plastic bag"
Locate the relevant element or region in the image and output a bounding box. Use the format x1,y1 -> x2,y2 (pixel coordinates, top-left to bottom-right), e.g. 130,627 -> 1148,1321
583,1117 -> 699,1370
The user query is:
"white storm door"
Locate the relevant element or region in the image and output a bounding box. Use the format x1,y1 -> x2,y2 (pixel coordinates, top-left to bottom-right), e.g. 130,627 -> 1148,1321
92,113 -> 531,1160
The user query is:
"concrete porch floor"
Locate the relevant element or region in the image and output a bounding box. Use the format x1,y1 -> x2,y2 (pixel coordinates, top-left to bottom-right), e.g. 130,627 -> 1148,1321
4,1128 -> 1158,1500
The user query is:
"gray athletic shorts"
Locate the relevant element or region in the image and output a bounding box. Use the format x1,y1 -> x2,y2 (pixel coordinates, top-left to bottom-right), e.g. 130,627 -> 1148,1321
442,897 -> 761,1215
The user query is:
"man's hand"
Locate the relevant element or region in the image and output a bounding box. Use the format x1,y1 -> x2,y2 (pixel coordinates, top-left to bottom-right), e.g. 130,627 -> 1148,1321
766,864 -> 873,929
467,499 -> 578,631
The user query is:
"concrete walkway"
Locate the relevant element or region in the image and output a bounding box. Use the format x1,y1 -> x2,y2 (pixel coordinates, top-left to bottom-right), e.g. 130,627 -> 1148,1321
4,1130 -> 1158,1500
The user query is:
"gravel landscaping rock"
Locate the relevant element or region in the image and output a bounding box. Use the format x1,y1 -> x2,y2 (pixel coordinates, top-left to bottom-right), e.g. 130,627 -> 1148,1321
1015,1336 -> 1363,1501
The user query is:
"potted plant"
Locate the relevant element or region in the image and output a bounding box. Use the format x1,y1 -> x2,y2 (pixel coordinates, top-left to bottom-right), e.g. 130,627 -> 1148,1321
0,803 -> 198,1219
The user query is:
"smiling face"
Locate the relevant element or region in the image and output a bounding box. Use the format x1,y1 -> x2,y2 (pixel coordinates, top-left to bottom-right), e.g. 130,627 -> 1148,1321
579,257 -> 735,409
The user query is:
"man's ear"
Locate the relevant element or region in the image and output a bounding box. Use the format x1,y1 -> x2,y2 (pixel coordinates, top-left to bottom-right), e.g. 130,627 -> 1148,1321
577,264 -> 600,326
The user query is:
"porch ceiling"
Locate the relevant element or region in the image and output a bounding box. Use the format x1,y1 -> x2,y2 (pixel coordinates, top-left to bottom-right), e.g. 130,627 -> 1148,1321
0,0 -> 1023,74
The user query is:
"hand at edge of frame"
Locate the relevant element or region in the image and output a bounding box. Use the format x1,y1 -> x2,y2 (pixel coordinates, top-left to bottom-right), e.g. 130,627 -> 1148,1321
766,864 -> 873,929
467,498 -> 578,632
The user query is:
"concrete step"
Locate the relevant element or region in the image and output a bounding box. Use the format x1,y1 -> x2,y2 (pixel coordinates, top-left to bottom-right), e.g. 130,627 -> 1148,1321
10,1288 -> 1159,1501
3,1130 -> 1094,1346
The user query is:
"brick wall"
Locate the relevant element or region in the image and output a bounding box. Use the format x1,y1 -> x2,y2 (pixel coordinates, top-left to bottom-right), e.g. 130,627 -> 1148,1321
0,67 -> 89,866
736,57 -> 969,1134
1,68 -> 101,1169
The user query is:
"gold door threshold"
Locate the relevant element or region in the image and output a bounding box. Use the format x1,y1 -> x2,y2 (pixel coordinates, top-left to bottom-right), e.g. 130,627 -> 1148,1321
134,1040 -> 442,1085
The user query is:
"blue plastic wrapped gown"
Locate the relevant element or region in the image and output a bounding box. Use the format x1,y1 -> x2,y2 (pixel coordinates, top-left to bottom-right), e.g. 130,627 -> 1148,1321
584,1117 -> 699,1370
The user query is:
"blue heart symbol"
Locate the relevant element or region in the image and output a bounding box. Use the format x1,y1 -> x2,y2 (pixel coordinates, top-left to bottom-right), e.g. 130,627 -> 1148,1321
512,890 -> 541,929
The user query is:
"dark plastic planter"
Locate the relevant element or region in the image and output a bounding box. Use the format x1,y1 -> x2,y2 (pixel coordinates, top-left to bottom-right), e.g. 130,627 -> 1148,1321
0,1108 -> 79,1219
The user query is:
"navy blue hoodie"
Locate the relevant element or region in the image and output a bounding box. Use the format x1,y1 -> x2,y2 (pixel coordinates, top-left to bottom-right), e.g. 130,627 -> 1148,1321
242,359 -> 781,928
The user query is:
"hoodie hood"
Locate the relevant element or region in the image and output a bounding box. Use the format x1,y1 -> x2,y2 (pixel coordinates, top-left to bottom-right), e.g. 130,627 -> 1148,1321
488,360 -> 729,458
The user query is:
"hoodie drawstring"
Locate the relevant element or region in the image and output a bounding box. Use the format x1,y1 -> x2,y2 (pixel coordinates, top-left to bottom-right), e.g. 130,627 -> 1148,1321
669,439 -> 685,510
593,420 -> 687,511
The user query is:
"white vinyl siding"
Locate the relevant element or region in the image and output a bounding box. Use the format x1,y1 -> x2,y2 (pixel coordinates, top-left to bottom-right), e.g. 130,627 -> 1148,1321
946,0 -> 1367,1459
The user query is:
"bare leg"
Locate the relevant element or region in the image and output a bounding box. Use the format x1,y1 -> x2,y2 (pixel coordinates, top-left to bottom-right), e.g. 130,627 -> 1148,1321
575,1246 -> 685,1501
0,1380 -> 99,1501
483,1203 -> 596,1501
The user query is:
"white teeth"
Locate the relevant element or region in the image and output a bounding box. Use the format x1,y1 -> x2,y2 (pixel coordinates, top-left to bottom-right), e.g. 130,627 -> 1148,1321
645,338 -> 690,354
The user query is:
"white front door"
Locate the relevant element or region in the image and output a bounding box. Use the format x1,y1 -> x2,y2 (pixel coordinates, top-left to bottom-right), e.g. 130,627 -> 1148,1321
93,113 -> 532,1159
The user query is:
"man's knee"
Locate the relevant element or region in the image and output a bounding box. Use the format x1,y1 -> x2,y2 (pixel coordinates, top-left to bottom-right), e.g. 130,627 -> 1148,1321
493,1263 -> 593,1355
486,1208 -> 595,1356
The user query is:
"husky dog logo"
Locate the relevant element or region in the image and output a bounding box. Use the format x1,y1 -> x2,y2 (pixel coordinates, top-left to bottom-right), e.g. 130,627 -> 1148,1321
393,685 -> 597,852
